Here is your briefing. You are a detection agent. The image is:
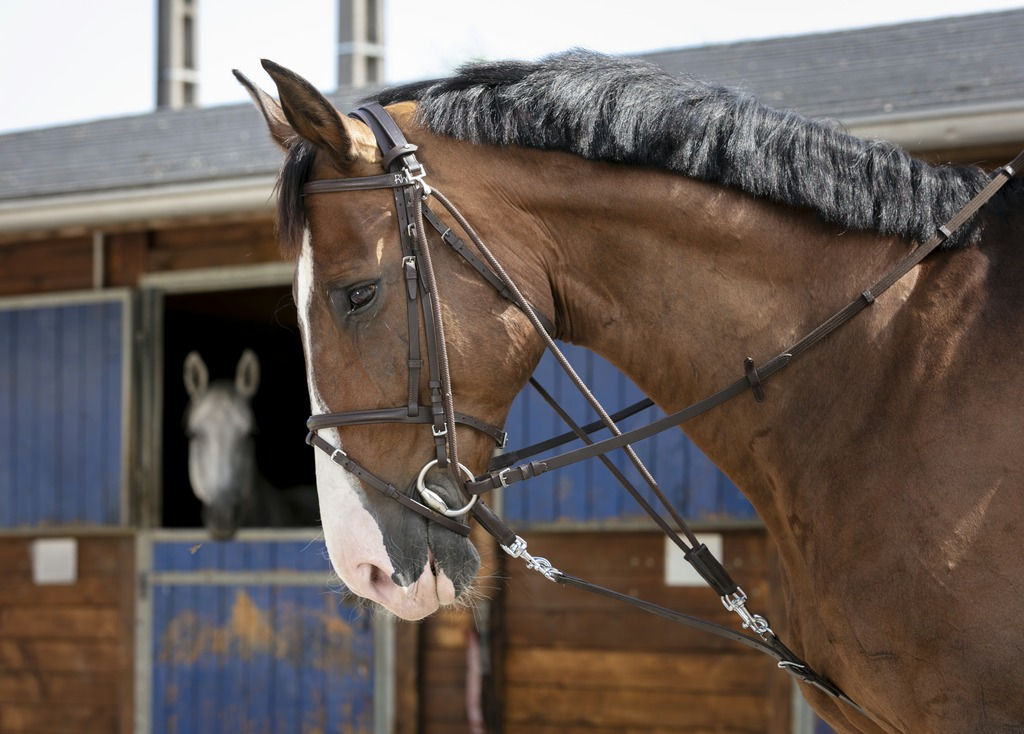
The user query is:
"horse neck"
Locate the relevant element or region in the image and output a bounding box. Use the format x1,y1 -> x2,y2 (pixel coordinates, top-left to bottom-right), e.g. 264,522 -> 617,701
485,153 -> 931,525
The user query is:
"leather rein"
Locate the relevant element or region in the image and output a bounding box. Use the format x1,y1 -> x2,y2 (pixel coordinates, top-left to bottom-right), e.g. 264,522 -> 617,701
303,102 -> 1024,723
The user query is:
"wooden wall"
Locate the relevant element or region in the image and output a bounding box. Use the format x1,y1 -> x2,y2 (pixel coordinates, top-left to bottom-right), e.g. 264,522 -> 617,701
413,528 -> 789,734
411,528 -> 502,734
500,529 -> 790,734
0,534 -> 135,734
0,216 -> 278,297
0,235 -> 94,297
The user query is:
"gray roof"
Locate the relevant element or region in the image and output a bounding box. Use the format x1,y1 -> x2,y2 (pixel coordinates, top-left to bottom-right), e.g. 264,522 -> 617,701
642,8 -> 1024,120
0,87 -> 366,203
2,8 -> 1023,205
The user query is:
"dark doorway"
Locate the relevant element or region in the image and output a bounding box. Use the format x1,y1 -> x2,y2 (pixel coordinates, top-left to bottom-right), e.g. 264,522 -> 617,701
160,286 -> 316,528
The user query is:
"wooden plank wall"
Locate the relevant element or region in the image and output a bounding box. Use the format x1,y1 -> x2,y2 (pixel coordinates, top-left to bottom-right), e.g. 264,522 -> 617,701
0,217 -> 279,297
0,535 -> 135,734
414,606 -> 503,734
142,220 -> 279,274
500,529 -> 791,734
0,236 -> 94,296
419,608 -> 476,733
413,529 -> 502,734
411,529 -> 789,733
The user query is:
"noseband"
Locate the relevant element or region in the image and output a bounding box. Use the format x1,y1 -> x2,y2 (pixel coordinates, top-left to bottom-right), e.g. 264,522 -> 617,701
302,102 -> 1024,723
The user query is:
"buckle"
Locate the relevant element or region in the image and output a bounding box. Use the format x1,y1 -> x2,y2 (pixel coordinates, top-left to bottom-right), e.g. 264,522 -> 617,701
403,162 -> 431,196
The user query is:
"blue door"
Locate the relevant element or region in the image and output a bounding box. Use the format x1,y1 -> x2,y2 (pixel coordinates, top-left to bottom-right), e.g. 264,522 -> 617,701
0,295 -> 127,526
141,533 -> 377,734
500,343 -> 756,527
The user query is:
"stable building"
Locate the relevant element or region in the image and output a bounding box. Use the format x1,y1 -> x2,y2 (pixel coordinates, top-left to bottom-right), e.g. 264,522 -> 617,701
1,9 -> 1022,734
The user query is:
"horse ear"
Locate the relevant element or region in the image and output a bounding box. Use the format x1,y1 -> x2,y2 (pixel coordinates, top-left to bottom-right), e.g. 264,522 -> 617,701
259,58 -> 368,170
235,349 -> 261,399
184,351 -> 208,398
233,68 -> 293,150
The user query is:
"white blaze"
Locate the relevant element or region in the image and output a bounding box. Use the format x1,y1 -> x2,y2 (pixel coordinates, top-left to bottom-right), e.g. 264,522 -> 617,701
295,229 -> 441,619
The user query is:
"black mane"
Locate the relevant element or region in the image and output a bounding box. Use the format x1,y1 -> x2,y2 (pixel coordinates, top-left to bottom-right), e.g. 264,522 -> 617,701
280,50 -> 999,252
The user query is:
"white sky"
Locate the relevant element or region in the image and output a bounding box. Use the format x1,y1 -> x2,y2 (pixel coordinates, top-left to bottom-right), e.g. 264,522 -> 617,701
0,0 -> 1020,135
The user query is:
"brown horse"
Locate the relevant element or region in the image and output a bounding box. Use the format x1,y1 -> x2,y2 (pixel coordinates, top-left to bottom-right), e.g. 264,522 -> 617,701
235,51 -> 1024,732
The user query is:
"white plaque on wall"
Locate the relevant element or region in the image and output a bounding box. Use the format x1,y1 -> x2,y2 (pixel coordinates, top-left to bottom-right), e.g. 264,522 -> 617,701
30,538 -> 78,585
664,532 -> 723,587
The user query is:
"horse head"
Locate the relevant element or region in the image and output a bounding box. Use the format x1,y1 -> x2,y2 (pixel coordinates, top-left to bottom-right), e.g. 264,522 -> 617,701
184,349 -> 262,540
235,62 -> 548,620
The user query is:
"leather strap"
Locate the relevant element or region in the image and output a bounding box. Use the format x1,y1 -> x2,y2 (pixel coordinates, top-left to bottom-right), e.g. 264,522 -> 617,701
307,407 -> 506,446
351,103 -> 419,171
489,386 -> 653,471
302,172 -> 413,194
466,354 -> 793,494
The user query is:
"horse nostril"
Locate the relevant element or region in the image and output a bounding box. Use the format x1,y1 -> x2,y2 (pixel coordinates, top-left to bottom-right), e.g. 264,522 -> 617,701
359,563 -> 400,596
391,569 -> 415,587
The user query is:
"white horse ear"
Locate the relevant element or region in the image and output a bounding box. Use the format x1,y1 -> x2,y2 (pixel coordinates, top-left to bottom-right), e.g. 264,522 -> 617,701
183,351 -> 209,398
236,349 -> 261,399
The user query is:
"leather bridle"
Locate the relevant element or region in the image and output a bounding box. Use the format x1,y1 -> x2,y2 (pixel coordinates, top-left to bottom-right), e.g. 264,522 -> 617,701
302,102 -> 1024,724
303,105 -> 505,537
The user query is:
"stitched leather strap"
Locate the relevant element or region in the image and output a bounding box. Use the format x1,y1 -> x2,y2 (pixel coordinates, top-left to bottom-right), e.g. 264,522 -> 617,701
307,406 -> 507,446
302,172 -> 413,194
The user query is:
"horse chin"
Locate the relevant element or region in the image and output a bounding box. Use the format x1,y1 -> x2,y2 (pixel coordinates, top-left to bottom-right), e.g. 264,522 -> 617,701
202,502 -> 240,541
381,541 -> 477,621
427,519 -> 480,600
375,520 -> 480,621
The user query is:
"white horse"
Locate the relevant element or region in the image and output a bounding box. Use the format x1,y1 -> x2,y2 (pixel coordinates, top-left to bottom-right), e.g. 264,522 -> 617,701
183,349 -> 318,539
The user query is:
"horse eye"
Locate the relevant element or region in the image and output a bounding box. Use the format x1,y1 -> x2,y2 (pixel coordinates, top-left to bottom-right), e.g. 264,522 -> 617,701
347,283 -> 377,312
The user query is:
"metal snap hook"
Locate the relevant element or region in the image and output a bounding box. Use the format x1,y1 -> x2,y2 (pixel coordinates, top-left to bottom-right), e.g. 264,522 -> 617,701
415,459 -> 478,517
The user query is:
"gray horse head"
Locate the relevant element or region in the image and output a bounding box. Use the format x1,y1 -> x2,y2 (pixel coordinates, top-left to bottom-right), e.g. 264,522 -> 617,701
183,349 -> 261,539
